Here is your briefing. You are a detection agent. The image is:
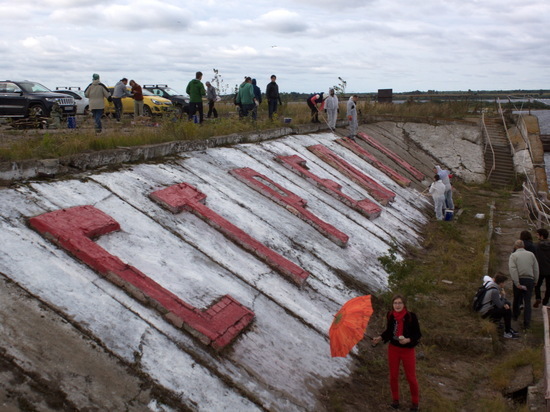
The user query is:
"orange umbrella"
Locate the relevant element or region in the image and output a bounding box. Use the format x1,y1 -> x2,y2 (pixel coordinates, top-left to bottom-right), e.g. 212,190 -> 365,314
329,295 -> 373,357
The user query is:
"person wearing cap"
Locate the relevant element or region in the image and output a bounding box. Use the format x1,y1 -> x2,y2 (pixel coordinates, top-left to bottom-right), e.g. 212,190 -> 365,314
112,78 -> 132,121
84,73 -> 111,133
325,88 -> 339,129
265,75 -> 281,120
205,81 -> 218,119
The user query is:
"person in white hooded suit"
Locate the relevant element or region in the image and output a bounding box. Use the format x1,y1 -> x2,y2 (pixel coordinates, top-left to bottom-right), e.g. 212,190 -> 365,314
434,165 -> 454,210
428,174 -> 446,220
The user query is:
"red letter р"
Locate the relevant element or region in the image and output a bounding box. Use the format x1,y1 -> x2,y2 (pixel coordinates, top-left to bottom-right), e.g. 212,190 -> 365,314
356,132 -> 424,181
149,183 -> 310,286
29,205 -> 254,350
307,144 -> 396,205
335,137 -> 411,188
276,155 -> 382,219
229,167 -> 349,247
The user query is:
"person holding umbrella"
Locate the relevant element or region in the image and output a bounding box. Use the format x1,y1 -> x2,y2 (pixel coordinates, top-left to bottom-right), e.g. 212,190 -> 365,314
372,295 -> 421,412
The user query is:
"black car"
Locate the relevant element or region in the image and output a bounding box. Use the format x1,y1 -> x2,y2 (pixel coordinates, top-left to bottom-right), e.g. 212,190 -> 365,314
143,85 -> 190,116
0,80 -> 76,118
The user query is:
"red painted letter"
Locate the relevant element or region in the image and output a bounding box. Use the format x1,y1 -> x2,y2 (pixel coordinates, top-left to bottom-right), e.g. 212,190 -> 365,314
29,205 -> 254,350
356,132 -> 425,181
230,167 -> 349,247
307,144 -> 396,205
336,137 -> 411,187
275,155 -> 382,219
149,183 -> 310,286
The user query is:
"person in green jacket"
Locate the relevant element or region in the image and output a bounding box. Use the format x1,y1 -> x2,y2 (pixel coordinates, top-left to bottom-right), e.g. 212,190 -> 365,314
236,77 -> 256,119
186,71 -> 206,123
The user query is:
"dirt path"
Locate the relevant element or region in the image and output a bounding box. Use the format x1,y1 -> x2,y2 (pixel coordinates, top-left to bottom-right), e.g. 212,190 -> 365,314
491,192 -> 547,410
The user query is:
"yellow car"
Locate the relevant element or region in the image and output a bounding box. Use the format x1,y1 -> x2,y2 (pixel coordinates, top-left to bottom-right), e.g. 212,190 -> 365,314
104,87 -> 172,117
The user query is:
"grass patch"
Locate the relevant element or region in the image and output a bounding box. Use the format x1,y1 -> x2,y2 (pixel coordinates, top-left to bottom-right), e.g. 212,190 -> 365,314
0,100 -> 478,162
322,182 -> 545,411
366,100 -> 474,119
490,347 -> 544,391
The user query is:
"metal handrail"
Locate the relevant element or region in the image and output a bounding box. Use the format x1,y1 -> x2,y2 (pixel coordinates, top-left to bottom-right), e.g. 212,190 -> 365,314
523,182 -> 550,228
481,111 -> 496,182
494,98 -> 550,226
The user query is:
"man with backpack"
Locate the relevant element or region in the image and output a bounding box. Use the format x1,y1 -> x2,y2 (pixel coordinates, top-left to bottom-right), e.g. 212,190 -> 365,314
476,273 -> 519,339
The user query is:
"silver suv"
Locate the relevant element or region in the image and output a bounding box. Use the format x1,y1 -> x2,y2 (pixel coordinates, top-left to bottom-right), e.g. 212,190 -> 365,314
0,80 -> 76,118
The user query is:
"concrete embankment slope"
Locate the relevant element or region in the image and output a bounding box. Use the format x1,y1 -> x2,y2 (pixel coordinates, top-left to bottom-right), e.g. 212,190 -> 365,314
0,121 -> 483,411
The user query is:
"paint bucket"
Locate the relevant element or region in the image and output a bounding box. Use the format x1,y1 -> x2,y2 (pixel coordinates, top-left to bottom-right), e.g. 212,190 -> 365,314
193,114 -> 199,124
444,209 -> 454,221
284,118 -> 292,124
67,116 -> 76,129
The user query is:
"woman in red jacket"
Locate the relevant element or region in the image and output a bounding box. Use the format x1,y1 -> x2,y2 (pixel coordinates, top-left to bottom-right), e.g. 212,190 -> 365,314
372,295 -> 422,412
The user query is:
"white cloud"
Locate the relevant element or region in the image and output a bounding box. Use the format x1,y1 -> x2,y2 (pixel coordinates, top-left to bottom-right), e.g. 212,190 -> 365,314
217,45 -> 260,58
0,0 -> 548,92
47,1 -> 192,31
257,9 -> 308,33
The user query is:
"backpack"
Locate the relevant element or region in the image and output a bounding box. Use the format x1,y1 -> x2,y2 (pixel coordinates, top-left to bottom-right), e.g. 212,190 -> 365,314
472,282 -> 497,312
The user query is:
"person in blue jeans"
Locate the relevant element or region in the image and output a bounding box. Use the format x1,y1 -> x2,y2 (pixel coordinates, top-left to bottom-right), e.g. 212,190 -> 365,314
84,73 -> 111,133
509,239 -> 539,329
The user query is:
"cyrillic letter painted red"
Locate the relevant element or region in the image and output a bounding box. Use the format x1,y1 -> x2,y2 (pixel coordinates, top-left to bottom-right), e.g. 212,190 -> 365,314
356,132 -> 425,181
29,205 -> 254,350
307,144 -> 396,205
230,167 -> 349,247
275,155 -> 382,219
149,183 -> 310,286
336,137 -> 411,187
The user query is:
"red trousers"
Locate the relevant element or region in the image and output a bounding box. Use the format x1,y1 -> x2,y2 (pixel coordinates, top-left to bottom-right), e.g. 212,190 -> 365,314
388,344 -> 419,404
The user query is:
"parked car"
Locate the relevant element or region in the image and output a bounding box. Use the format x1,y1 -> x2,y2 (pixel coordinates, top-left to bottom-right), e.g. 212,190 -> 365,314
104,87 -> 172,117
54,87 -> 89,115
0,80 -> 76,118
143,85 -> 190,116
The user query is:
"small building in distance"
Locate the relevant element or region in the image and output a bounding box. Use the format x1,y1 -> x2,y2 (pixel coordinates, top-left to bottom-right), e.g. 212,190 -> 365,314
377,88 -> 393,103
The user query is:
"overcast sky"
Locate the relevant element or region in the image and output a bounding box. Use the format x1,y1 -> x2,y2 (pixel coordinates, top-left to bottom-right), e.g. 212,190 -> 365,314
1,0 -> 548,94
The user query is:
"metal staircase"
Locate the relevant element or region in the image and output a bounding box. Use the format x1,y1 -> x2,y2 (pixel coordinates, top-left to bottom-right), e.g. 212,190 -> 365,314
483,117 -> 515,186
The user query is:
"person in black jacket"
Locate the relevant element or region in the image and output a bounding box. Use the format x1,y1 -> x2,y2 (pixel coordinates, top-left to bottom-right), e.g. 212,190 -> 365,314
265,75 -> 281,120
535,228 -> 550,307
372,295 -> 421,412
307,92 -> 325,123
251,79 -> 262,120
520,230 -> 536,253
